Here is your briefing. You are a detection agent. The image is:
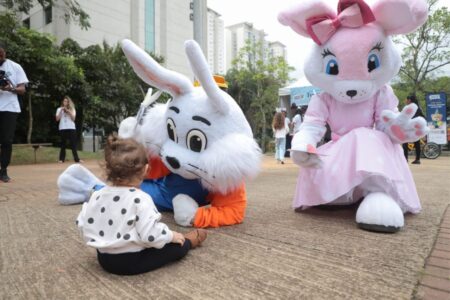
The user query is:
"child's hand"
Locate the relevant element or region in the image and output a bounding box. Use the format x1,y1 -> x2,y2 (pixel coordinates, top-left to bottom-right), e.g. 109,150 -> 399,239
171,231 -> 185,245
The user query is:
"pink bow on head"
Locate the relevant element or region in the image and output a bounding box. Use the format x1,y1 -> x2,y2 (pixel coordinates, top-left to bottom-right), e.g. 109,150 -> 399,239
306,0 -> 376,46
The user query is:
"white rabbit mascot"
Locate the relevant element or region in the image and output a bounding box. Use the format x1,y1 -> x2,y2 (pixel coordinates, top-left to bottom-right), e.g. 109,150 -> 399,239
58,39 -> 262,228
278,0 -> 429,232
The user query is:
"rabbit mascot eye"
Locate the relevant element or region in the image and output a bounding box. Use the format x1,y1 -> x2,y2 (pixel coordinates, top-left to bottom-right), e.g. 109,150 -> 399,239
278,0 -> 428,232
57,40 -> 262,228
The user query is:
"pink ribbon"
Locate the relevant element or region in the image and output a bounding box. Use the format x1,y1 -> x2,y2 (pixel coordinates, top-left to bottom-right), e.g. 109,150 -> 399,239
306,0 -> 376,46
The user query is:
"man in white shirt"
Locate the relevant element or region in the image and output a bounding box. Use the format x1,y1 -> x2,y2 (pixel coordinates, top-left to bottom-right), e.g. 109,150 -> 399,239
0,43 -> 29,182
291,105 -> 303,134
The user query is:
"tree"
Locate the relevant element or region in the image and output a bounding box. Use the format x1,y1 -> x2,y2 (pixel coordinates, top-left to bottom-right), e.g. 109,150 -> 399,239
0,0 -> 90,29
0,12 -> 84,143
396,0 -> 450,94
226,40 -> 293,152
64,40 -> 165,137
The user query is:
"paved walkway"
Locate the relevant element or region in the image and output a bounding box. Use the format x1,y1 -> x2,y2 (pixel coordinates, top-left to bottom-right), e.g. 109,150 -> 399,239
417,206 -> 450,299
0,156 -> 449,299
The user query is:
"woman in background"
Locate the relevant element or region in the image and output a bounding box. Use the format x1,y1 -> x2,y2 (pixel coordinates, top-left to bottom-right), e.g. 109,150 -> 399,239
56,96 -> 81,163
272,111 -> 288,164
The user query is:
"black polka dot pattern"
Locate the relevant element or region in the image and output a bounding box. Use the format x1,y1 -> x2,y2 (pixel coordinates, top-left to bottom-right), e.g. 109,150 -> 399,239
113,196 -> 120,202
117,233 -> 121,239
99,231 -> 104,237
134,198 -> 140,204
127,220 -> 134,226
148,235 -> 155,242
108,219 -> 113,226
129,188 -> 136,192
75,220 -> 78,225
135,216 -> 139,222
124,234 -> 130,240
121,208 -> 127,215
162,230 -> 166,235
88,218 -> 94,224
90,239 -> 96,242
101,207 -> 105,213
96,195 -> 100,200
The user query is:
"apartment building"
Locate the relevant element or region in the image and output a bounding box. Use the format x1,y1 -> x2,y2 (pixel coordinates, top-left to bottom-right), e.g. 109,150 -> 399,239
269,41 -> 287,61
225,22 -> 286,72
19,0 -> 219,79
207,8 -> 225,75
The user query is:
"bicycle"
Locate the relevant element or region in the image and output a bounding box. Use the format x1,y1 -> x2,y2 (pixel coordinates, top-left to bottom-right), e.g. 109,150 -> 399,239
407,138 -> 441,159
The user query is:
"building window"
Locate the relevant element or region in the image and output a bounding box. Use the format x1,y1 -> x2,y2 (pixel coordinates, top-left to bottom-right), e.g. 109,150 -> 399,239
44,6 -> 52,24
23,17 -> 30,29
145,0 -> 155,52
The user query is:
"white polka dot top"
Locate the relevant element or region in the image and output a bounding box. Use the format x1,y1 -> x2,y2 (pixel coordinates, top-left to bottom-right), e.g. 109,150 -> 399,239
76,186 -> 173,254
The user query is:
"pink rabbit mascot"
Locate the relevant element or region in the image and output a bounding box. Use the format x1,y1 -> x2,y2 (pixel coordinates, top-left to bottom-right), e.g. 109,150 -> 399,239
278,0 -> 429,232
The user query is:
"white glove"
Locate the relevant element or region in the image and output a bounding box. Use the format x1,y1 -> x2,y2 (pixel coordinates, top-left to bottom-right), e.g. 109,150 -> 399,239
290,133 -> 323,168
380,103 -> 429,144
173,194 -> 199,227
118,117 -> 138,139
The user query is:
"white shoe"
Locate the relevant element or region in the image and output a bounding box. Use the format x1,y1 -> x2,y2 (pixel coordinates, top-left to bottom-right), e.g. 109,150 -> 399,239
356,192 -> 404,233
57,164 -> 104,205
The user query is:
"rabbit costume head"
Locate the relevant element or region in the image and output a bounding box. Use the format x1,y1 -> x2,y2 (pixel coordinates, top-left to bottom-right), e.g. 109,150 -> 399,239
119,39 -> 261,195
278,0 -> 428,104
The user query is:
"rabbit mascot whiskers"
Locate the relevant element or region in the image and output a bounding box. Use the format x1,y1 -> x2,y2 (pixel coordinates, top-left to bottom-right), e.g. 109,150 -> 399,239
57,40 -> 262,228
278,0 -> 429,232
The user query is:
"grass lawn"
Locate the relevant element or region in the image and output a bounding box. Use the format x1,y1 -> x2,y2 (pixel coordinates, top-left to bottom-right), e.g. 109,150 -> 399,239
11,146 -> 103,165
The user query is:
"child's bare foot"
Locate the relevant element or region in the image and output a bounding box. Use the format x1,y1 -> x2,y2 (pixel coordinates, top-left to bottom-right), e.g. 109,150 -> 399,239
184,229 -> 207,249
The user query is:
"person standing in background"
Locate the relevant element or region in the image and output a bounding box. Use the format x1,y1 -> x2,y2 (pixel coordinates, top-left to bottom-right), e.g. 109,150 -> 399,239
402,95 -> 425,164
56,96 -> 81,163
291,105 -> 303,134
272,111 -> 288,164
281,107 -> 291,158
0,42 -> 28,182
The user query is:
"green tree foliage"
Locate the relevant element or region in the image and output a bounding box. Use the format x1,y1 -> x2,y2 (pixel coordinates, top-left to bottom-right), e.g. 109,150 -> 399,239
0,12 -> 83,143
65,41 -> 164,136
396,0 -> 450,94
393,76 -> 450,113
226,40 -> 293,152
0,12 -> 163,146
0,0 -> 90,29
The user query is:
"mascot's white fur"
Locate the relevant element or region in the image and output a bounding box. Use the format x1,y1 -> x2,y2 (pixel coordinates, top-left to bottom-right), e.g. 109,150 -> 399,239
278,0 -> 429,232
58,40 -> 262,228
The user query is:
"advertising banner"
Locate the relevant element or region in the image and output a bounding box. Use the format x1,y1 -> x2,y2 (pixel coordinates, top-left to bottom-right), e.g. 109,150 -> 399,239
426,92 -> 447,145
290,86 -> 321,106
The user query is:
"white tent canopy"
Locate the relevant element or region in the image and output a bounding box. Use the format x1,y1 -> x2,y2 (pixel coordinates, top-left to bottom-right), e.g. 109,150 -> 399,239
279,77 -> 313,95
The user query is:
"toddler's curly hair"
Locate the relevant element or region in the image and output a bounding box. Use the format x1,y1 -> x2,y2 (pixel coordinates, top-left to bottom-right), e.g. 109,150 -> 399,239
104,134 -> 148,184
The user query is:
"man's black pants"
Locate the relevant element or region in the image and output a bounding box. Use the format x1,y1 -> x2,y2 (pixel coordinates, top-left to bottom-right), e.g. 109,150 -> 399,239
0,111 -> 18,170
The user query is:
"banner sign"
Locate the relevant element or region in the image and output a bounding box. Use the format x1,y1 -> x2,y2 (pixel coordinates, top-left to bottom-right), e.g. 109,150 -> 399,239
290,86 -> 321,106
426,92 -> 447,145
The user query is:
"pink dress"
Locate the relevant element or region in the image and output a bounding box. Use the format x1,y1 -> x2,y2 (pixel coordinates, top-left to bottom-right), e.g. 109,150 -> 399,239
293,85 -> 421,213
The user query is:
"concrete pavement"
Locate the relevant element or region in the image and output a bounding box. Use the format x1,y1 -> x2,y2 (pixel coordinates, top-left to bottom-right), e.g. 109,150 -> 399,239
0,156 -> 449,299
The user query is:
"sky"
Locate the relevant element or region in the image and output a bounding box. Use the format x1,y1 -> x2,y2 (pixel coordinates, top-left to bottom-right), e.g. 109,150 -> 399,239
207,0 -> 450,83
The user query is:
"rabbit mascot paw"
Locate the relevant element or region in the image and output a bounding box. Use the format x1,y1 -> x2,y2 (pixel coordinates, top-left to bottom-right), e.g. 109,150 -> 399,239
58,39 -> 262,228
278,0 -> 429,232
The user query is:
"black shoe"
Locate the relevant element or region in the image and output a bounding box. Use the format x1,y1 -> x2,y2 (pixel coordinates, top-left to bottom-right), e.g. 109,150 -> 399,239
0,170 -> 10,182
411,160 -> 421,164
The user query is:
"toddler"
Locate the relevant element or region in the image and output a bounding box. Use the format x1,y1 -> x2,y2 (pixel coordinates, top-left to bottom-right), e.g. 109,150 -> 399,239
76,135 -> 207,275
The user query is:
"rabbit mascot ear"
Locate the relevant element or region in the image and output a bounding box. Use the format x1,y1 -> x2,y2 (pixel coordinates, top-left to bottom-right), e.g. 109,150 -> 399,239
278,0 -> 428,233
120,39 -> 261,228
121,39 -> 193,96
